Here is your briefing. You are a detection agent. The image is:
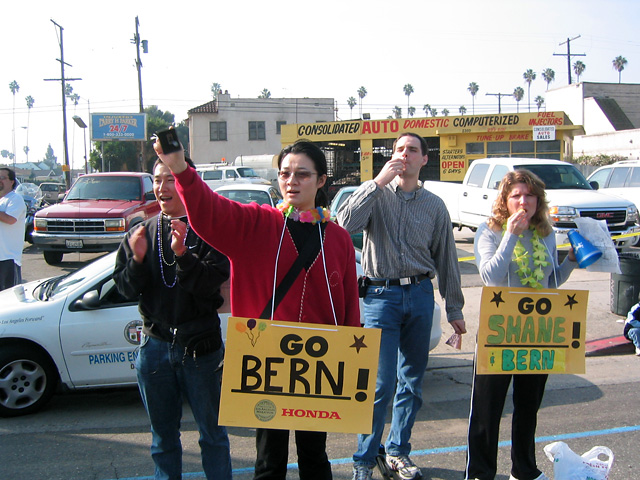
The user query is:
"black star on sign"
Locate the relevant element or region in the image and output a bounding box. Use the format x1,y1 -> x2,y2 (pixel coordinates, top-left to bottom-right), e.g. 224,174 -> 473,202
565,294 -> 579,310
350,335 -> 368,353
491,291 -> 505,308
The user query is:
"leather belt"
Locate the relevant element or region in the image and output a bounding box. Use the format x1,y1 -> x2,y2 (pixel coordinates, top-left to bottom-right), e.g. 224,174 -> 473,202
367,274 -> 430,286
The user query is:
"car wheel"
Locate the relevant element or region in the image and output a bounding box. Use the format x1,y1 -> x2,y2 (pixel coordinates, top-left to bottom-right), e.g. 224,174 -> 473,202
43,251 -> 64,265
0,346 -> 58,417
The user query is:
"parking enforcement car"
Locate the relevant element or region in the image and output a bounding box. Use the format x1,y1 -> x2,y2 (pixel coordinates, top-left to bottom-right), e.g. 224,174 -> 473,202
0,250 -> 441,417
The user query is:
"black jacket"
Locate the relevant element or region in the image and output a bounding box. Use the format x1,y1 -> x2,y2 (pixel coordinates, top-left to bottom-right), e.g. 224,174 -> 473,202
113,214 -> 230,352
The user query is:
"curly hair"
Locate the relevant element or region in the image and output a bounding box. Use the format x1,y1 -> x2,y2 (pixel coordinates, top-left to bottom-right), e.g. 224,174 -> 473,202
488,169 -> 553,237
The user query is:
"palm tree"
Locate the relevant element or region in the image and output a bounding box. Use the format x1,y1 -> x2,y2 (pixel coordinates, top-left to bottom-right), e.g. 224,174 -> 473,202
429,107 -> 438,117
392,106 -> 402,119
25,95 -> 35,163
357,86 -> 367,119
442,108 -> 450,117
347,96 -> 357,119
541,68 -> 555,90
513,86 -> 525,113
9,80 -> 19,167
535,95 -> 545,112
403,83 -> 414,117
423,104 -> 431,116
408,106 -> 416,117
523,69 -> 536,112
612,56 -> 628,83
468,82 -> 479,114
573,61 -> 586,83
258,89 -> 271,99
459,106 -> 467,115
211,82 -> 222,100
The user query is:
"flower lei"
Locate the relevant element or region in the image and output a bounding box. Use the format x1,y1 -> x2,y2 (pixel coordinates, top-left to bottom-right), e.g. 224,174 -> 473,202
276,201 -> 331,224
504,225 -> 549,290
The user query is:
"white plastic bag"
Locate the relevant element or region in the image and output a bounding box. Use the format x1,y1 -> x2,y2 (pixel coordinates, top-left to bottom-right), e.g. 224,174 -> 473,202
543,441 -> 614,480
573,217 -> 621,274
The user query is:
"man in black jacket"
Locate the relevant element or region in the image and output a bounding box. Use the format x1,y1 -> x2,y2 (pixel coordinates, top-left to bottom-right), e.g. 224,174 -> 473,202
114,158 -> 231,480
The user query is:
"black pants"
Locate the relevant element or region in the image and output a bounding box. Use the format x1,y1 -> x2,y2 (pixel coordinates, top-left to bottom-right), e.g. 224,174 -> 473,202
465,368 -> 547,480
254,428 -> 332,480
0,259 -> 21,291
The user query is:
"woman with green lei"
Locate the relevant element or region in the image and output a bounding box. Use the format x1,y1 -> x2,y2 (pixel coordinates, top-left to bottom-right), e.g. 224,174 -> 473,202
465,169 -> 577,480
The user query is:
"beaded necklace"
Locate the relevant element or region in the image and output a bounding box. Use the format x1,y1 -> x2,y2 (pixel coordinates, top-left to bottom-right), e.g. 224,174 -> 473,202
157,214 -> 197,288
276,201 -> 331,224
504,225 -> 549,290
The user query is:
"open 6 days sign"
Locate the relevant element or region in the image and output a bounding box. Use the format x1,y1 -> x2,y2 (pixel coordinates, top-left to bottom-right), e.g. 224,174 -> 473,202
90,113 -> 147,141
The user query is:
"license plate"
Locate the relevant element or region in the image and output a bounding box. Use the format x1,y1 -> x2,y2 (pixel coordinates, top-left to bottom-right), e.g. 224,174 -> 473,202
66,239 -> 83,249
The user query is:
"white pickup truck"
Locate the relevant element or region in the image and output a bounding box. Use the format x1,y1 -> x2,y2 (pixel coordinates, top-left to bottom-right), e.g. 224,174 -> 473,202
424,157 -> 640,248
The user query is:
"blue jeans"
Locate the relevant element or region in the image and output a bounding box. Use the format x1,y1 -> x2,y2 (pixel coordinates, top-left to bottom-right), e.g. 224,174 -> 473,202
353,280 -> 435,466
136,335 -> 232,480
627,319 -> 640,349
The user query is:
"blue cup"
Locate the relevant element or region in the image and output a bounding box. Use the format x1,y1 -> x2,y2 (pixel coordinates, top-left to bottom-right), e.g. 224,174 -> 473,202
567,229 -> 602,268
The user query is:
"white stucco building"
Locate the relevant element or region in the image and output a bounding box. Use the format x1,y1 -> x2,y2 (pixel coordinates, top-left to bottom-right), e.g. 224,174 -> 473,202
546,82 -> 640,160
187,93 -> 335,165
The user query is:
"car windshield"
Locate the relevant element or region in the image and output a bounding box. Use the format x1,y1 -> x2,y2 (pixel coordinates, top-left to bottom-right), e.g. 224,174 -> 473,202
35,252 -> 116,300
516,164 -> 592,190
66,176 -> 141,201
237,167 -> 259,178
40,184 -> 63,192
217,189 -> 273,206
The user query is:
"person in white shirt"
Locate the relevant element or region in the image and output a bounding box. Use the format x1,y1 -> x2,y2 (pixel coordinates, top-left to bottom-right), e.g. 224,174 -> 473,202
0,168 -> 26,291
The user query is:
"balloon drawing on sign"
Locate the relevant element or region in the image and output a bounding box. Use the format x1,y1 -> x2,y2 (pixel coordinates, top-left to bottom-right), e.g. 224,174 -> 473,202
236,318 -> 267,346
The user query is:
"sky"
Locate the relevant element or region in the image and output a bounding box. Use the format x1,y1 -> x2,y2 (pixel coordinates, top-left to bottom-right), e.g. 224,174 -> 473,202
2,0 -> 640,171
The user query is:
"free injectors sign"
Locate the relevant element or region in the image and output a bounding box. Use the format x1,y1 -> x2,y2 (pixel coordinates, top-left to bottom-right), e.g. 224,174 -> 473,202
476,287 -> 588,375
219,318 -> 380,434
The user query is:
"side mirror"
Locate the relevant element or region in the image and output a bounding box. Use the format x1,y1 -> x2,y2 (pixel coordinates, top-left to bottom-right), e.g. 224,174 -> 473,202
589,181 -> 599,190
145,191 -> 156,201
74,290 -> 101,310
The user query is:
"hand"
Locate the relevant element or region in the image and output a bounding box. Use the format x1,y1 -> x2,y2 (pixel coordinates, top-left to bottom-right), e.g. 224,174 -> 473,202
152,128 -> 188,174
568,247 -> 577,262
374,156 -> 405,188
450,319 -> 467,335
128,225 -> 148,264
506,209 -> 529,235
170,219 -> 188,257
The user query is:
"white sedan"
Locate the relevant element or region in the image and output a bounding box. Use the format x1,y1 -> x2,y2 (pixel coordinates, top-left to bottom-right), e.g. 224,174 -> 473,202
214,183 -> 282,207
0,252 -> 441,418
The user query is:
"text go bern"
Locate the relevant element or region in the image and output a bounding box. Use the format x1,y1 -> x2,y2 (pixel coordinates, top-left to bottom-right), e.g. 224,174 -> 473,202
219,318 -> 381,434
477,287 -> 588,375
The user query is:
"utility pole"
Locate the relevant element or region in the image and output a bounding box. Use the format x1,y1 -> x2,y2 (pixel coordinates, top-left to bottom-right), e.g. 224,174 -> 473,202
554,35 -> 585,85
45,19 -> 81,189
486,92 -> 511,114
131,16 -> 148,171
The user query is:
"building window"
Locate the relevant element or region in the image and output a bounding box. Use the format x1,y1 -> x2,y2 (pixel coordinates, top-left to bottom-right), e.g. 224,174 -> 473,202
210,122 -> 227,141
276,121 -> 287,135
487,141 -> 510,155
249,121 -> 266,141
466,142 -> 484,155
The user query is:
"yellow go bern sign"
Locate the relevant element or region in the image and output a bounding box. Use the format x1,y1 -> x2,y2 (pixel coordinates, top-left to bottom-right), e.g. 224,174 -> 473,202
477,287 -> 588,375
219,318 -> 381,434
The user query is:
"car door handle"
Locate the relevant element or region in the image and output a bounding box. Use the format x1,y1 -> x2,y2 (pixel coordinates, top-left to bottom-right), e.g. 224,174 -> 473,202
483,195 -> 488,199
463,192 -> 468,197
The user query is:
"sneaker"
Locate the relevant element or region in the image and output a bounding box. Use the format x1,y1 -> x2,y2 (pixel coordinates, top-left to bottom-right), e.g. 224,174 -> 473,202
509,473 -> 549,480
353,464 -> 374,480
385,454 -> 422,480
635,347 -> 640,356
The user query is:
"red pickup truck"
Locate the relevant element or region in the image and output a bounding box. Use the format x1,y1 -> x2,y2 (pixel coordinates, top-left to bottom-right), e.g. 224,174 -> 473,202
33,172 -> 160,265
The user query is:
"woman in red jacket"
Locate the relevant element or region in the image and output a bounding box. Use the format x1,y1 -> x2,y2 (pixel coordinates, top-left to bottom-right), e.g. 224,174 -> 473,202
155,137 -> 360,480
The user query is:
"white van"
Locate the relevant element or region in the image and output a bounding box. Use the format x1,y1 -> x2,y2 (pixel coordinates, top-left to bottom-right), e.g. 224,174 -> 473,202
196,164 -> 271,190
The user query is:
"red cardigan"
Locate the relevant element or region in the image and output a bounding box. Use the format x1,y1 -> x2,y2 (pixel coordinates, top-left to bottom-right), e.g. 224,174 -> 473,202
175,167 -> 360,327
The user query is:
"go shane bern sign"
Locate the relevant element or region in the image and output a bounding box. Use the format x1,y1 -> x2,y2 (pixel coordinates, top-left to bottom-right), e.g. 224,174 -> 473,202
219,318 -> 381,434
477,287 -> 588,375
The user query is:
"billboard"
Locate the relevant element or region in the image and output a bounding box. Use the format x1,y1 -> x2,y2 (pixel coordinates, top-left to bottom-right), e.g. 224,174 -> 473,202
91,113 -> 147,141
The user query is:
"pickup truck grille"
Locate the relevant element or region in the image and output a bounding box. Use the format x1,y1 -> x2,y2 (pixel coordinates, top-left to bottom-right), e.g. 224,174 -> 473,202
555,209 -> 629,230
45,219 -> 112,233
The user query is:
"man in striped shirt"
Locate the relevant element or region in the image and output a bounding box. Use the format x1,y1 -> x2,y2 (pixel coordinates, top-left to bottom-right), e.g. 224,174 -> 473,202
338,132 -> 466,480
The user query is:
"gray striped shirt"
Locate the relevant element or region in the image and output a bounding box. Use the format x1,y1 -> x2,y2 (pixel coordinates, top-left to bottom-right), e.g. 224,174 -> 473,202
337,179 -> 464,322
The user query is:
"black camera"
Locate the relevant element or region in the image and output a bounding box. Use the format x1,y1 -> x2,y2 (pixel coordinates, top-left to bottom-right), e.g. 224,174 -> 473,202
155,129 -> 182,154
